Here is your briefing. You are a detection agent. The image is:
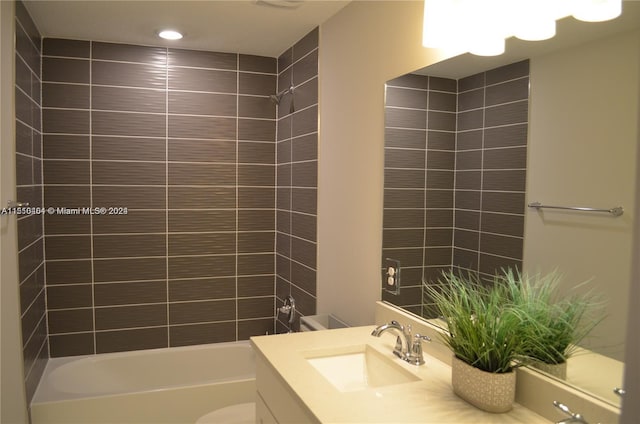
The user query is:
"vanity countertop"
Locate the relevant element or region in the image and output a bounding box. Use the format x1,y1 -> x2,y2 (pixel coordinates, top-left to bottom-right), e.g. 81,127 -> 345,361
251,326 -> 550,423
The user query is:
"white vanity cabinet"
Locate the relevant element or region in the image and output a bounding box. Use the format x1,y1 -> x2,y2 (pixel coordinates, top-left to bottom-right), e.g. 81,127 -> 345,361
255,349 -> 319,424
251,327 -> 550,424
255,393 -> 278,424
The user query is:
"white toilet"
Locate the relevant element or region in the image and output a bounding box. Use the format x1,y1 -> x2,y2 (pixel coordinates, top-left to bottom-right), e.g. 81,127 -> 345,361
195,402 -> 256,424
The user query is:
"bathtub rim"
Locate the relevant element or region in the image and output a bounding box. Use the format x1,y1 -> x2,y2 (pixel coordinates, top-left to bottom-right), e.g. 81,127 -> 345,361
32,339 -> 255,405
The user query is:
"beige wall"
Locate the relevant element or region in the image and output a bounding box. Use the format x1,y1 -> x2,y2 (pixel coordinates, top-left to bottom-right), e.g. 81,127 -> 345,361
524,30 -> 639,360
621,48 -> 640,419
1,1 -> 29,422
317,1 -> 453,325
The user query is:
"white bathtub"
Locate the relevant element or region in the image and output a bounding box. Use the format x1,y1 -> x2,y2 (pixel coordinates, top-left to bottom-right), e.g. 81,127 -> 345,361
31,341 -> 256,424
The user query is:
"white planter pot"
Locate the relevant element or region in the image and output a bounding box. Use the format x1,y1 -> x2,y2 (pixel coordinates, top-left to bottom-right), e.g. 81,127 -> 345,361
531,361 -> 567,380
451,356 -> 516,413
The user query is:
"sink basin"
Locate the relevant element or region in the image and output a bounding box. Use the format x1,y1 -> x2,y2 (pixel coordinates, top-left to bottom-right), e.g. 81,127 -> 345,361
306,345 -> 419,392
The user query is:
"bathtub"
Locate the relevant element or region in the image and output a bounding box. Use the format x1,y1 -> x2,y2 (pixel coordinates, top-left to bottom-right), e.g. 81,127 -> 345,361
31,340 -> 256,424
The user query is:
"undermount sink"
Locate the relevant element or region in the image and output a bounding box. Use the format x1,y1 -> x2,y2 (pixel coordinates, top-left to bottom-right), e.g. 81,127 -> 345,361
306,345 -> 420,392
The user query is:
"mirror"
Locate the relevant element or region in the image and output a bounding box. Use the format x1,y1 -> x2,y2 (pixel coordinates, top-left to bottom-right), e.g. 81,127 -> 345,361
382,3 -> 640,409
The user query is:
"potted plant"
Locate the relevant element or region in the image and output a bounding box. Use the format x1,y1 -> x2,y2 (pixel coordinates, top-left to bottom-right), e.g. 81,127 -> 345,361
503,269 -> 604,379
423,270 -> 527,413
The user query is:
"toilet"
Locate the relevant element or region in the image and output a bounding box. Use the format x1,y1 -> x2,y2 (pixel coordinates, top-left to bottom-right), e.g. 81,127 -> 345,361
195,402 -> 256,424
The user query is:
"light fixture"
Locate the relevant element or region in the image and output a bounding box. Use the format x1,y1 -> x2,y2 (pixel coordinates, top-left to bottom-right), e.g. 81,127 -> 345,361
422,0 -> 622,57
513,0 -> 558,42
572,0 -> 622,22
158,30 -> 183,40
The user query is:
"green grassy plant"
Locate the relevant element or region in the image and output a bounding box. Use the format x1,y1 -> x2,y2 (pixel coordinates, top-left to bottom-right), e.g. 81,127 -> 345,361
423,270 -> 525,373
423,268 -> 604,373
500,269 -> 604,365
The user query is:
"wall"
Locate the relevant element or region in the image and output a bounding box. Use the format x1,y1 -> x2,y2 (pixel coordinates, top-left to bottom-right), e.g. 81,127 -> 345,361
453,60 -> 529,278
275,29 -> 319,331
15,0 -> 48,403
382,73 -> 456,315
620,52 -> 640,419
1,1 -> 30,421
381,61 -> 529,315
524,30 -> 639,360
42,38 -> 278,356
318,0 -> 453,326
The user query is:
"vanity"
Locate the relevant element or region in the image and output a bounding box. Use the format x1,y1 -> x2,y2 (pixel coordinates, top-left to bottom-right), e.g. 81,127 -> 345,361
252,301 -> 622,423
251,325 -> 548,423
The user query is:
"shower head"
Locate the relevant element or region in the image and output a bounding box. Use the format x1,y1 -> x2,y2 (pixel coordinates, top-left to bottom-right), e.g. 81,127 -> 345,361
269,85 -> 295,113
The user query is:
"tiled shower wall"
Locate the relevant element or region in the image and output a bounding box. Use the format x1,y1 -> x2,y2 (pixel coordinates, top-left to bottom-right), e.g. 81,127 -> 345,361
382,60 -> 529,314
42,38 -> 279,356
454,60 -> 529,277
382,74 -> 457,315
275,29 -> 319,331
15,0 -> 48,402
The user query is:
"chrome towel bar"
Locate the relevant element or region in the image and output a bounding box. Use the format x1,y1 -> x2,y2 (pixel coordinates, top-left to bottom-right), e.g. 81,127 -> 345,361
528,202 -> 624,217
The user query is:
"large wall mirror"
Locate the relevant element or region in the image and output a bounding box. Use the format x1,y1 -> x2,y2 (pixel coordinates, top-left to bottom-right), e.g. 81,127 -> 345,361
382,2 -> 640,409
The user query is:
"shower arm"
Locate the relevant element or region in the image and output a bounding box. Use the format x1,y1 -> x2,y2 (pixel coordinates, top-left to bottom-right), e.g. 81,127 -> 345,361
269,85 -> 296,113
271,85 -> 295,102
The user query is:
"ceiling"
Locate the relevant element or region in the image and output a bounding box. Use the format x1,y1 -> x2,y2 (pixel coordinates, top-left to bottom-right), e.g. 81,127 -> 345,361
23,0 -> 350,58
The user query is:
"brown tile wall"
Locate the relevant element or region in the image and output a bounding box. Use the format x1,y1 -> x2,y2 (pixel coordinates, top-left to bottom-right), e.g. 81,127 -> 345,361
275,29 -> 318,332
42,38 -> 279,356
382,74 -> 456,315
454,60 -> 529,278
382,60 -> 529,315
15,0 -> 48,404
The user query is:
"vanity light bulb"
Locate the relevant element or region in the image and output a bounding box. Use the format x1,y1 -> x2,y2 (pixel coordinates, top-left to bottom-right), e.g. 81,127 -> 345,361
468,36 -> 505,56
422,0 -> 458,49
572,0 -> 622,22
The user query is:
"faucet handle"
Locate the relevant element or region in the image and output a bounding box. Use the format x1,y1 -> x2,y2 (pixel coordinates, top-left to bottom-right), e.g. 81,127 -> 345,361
414,333 -> 431,343
412,334 -> 431,353
406,333 -> 431,366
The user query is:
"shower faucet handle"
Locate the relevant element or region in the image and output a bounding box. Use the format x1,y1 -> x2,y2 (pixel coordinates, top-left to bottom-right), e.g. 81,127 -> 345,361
276,295 -> 296,325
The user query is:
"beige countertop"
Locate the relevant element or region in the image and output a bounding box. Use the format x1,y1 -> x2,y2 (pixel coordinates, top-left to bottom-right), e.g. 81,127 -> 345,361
251,326 -> 550,423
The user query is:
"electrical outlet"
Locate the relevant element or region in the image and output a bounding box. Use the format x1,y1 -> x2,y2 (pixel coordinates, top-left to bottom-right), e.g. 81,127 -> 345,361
383,258 -> 400,295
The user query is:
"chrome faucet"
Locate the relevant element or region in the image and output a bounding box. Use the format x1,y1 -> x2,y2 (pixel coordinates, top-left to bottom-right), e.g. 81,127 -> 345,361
371,320 -> 431,365
553,401 -> 589,424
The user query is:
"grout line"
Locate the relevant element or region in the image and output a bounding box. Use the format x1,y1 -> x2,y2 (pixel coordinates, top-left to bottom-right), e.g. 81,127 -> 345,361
15,17 -> 39,55
273,60 -> 280,335
36,32 -> 52,359
235,53 -> 240,341
88,40 -> 98,354
477,74 -> 487,273
421,82 -> 429,287
287,60 -> 294,326
48,272 -> 276,288
165,46 -> 170,347
48,315 -> 276,337
49,294 -> 275,312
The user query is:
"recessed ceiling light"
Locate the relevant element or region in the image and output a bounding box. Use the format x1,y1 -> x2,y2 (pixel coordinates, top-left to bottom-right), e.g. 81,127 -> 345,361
158,30 -> 183,40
